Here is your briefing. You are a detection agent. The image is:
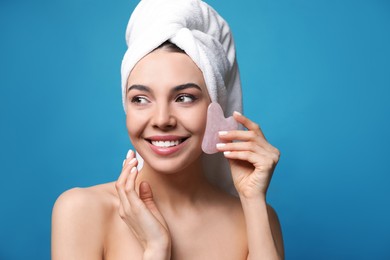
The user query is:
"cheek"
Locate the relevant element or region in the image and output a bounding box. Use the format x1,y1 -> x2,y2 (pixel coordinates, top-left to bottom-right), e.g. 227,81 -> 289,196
126,111 -> 145,139
180,106 -> 208,134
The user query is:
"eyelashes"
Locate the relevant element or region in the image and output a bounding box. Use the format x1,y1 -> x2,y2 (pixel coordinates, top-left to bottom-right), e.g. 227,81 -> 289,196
175,94 -> 198,103
129,94 -> 198,105
130,96 -> 149,104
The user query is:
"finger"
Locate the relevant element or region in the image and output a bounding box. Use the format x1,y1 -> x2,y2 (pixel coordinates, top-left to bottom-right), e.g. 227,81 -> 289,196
139,182 -> 157,211
117,157 -> 137,189
116,168 -> 136,214
216,140 -> 280,158
219,129 -> 254,141
139,182 -> 161,214
139,182 -> 168,227
125,149 -> 135,164
233,112 -> 266,139
125,166 -> 139,199
126,149 -> 134,159
224,150 -> 279,168
216,141 -> 269,154
116,181 -> 131,219
218,130 -> 272,150
223,150 -> 259,165
116,150 -> 137,207
117,165 -> 143,220
118,150 -> 137,184
122,150 -> 135,169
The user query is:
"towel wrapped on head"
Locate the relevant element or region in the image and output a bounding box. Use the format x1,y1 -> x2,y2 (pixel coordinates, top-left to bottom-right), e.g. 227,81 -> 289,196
121,0 -> 243,195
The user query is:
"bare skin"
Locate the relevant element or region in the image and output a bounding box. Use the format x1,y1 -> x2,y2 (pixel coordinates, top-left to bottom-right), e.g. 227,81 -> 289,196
52,49 -> 284,260
52,181 -> 248,260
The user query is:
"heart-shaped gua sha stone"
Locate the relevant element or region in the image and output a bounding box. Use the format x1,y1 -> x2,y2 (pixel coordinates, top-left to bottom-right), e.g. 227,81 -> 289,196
202,102 -> 239,154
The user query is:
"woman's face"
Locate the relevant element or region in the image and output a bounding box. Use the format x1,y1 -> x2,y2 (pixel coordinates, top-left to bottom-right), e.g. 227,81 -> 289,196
125,48 -> 210,173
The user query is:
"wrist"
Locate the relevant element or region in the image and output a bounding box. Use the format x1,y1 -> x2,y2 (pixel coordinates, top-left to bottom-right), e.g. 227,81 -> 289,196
143,241 -> 171,260
238,190 -> 267,202
239,193 -> 268,212
143,248 -> 171,260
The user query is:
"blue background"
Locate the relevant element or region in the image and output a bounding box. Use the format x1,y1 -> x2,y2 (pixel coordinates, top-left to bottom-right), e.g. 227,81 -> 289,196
1,0 -> 389,259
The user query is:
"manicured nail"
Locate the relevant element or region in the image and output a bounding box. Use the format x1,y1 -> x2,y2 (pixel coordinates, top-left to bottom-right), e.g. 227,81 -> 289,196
122,159 -> 126,167
216,143 -> 226,148
218,131 -> 228,136
126,149 -> 133,159
128,158 -> 136,165
223,151 -> 231,155
233,111 -> 242,116
131,167 -> 137,174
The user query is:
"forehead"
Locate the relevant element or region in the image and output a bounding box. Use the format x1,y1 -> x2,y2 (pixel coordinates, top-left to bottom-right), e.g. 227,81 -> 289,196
127,49 -> 207,92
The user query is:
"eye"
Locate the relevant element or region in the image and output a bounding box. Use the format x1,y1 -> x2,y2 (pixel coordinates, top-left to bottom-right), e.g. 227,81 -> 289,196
175,94 -> 197,103
130,96 -> 150,104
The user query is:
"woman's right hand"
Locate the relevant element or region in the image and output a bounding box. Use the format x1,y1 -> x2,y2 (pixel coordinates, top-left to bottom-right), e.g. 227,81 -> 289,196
115,150 -> 171,260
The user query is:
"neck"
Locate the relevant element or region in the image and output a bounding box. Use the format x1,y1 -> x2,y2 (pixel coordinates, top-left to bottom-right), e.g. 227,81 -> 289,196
136,159 -> 215,210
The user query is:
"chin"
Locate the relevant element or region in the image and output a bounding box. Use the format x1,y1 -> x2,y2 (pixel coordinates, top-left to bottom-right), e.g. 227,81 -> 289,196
139,148 -> 203,174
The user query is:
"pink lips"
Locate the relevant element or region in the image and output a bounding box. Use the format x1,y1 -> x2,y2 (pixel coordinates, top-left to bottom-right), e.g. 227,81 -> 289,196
145,135 -> 189,156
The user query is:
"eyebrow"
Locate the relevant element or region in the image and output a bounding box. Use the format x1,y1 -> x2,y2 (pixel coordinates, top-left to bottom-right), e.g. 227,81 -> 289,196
127,83 -> 202,93
127,84 -> 151,93
172,83 -> 202,92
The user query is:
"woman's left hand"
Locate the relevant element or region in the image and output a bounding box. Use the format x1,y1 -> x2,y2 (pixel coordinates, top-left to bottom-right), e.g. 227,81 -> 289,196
216,112 -> 280,199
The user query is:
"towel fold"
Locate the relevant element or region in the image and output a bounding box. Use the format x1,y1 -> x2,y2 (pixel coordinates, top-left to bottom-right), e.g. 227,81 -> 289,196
121,0 -> 242,195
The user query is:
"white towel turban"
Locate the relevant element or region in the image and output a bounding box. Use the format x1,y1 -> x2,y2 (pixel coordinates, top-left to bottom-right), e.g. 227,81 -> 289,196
121,0 -> 243,195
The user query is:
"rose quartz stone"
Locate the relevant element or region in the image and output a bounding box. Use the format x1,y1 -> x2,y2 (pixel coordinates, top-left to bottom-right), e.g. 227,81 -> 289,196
202,102 -> 239,154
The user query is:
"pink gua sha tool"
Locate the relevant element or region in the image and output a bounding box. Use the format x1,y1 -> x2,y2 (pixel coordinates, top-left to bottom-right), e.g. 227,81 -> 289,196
202,102 -> 239,154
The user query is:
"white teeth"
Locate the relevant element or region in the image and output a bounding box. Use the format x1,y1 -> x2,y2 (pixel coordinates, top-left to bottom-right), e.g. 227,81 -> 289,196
151,140 -> 181,148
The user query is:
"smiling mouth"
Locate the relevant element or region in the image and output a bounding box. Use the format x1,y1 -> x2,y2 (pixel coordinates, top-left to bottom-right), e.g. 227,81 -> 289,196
146,138 -> 188,148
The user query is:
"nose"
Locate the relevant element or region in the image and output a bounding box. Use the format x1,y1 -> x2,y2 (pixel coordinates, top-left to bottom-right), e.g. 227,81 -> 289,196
151,103 -> 177,130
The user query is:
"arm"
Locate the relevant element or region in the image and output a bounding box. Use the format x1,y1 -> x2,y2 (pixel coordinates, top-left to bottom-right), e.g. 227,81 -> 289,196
217,112 -> 284,260
240,197 -> 284,260
51,188 -> 104,260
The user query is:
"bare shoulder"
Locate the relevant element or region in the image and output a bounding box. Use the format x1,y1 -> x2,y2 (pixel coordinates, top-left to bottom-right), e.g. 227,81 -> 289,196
53,183 -> 117,226
266,204 -> 284,259
191,190 -> 248,258
266,204 -> 280,222
51,182 -> 117,259
53,182 -> 117,215
209,191 -> 247,227
266,204 -> 283,235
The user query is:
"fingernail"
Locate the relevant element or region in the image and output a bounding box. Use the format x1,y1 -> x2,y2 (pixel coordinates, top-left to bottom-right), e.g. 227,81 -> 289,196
128,158 -> 136,165
122,159 -> 126,167
216,143 -> 226,148
234,111 -> 242,116
219,131 -> 228,136
126,149 -> 133,159
223,151 -> 231,155
131,167 -> 137,174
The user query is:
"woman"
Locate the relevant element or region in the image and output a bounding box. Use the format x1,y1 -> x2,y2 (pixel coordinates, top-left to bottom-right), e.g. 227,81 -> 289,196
52,0 -> 284,259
